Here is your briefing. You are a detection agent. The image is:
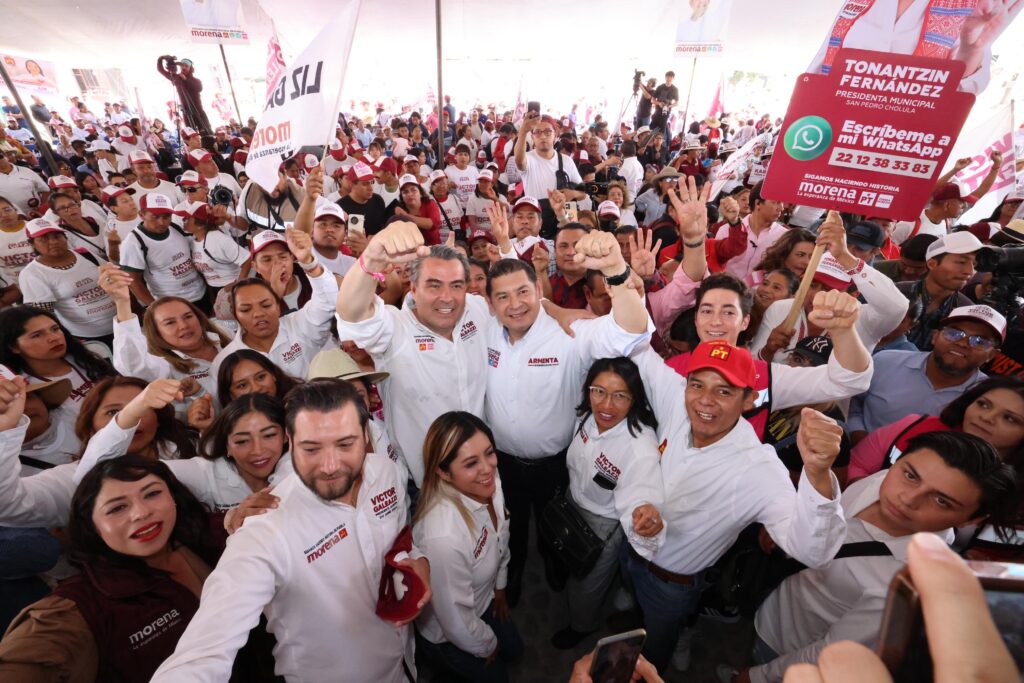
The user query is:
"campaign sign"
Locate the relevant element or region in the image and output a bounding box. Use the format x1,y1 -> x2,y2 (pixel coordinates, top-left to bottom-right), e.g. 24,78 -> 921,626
763,48 -> 975,221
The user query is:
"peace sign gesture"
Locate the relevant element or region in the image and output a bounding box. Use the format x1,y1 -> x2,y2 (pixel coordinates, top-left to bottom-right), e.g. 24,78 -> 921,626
628,230 -> 662,281
667,175 -> 711,245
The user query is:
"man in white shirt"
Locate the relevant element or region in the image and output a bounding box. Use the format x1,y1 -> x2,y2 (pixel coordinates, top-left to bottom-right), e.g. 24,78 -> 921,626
714,181 -> 788,280
891,183 -> 971,245
514,112 -> 583,237
617,140 -> 644,199
111,125 -> 146,169
0,154 -> 48,216
152,380 -> 431,683
730,431 -> 1017,683
126,151 -> 182,204
293,170 -> 357,277
189,148 -> 242,201
621,339 -> 848,672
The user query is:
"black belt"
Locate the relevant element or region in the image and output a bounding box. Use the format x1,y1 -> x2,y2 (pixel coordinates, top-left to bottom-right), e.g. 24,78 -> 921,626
498,449 -> 566,466
629,546 -> 695,585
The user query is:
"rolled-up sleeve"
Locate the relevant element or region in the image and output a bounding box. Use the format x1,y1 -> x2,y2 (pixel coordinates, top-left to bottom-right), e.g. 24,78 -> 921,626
112,316 -> 171,381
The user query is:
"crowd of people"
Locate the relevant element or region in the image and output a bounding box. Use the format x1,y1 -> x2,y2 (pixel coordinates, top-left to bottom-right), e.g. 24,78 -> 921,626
0,80 -> 1020,683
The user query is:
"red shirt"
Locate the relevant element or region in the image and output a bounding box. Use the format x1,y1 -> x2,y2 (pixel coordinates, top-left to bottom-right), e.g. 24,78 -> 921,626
418,200 -> 443,245
550,272 -> 588,309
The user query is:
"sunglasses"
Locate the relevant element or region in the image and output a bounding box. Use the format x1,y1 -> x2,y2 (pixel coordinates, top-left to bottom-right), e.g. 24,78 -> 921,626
112,182 -> 128,188
184,187 -> 203,194
939,326 -> 997,350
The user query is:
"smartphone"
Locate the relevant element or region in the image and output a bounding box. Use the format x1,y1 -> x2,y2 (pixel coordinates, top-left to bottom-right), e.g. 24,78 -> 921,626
590,629 -> 646,683
876,562 -> 1024,681
348,214 -> 365,236
564,201 -> 579,223
527,101 -> 541,114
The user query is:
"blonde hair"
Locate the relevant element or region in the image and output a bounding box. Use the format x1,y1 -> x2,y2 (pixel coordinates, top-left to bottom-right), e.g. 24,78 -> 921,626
143,297 -> 232,374
413,411 -> 496,539
607,180 -> 633,208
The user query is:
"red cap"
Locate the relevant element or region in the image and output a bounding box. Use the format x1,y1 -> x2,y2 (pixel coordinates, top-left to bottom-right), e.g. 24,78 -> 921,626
378,157 -> 398,175
25,218 -> 64,239
139,193 -> 174,215
811,254 -> 852,291
375,526 -> 428,624
174,201 -> 212,223
348,161 -> 375,182
233,150 -> 248,165
687,341 -> 757,390
931,183 -> 976,204
188,149 -> 213,165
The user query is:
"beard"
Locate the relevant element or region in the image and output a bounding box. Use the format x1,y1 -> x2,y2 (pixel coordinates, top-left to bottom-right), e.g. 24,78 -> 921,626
299,466 -> 359,502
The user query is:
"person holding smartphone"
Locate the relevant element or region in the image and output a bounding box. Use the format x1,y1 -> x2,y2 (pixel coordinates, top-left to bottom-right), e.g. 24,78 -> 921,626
514,112 -> 583,238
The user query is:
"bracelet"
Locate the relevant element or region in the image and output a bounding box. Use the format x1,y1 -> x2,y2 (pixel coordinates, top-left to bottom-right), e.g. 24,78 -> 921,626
358,254 -> 386,283
603,264 -> 632,287
298,257 -> 319,273
683,239 -> 705,249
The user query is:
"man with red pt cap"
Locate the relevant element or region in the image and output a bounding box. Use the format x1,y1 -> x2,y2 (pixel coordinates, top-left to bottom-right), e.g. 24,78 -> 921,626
619,339 -> 847,673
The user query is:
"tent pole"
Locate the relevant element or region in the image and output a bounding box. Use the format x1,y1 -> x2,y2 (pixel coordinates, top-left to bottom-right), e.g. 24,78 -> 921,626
219,44 -> 243,124
0,63 -> 59,175
435,0 -> 444,170
681,57 -> 698,136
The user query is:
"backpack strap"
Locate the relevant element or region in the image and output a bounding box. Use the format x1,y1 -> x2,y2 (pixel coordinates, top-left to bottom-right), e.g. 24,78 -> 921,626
834,541 -> 893,559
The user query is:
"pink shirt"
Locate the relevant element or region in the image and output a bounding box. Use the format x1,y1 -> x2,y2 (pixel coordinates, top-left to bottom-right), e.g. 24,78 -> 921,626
715,217 -> 788,281
848,414 -> 921,483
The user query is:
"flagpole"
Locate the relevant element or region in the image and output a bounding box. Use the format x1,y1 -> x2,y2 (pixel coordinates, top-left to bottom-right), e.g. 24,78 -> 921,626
681,57 -> 698,134
0,63 -> 58,175
435,0 -> 445,170
219,44 -> 243,124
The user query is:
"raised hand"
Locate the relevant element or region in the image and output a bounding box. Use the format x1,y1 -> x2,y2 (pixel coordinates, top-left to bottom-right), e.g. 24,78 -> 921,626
668,175 -> 711,245
187,393 -> 215,433
97,262 -> 132,304
486,201 -> 511,247
285,226 -> 314,266
572,231 -> 627,276
0,376 -> 27,432
628,230 -> 662,281
531,243 -> 550,275
718,196 -> 740,225
815,210 -> 853,266
808,290 -> 860,331
305,166 -> 324,200
797,407 -> 844,494
117,378 -> 183,430
364,221 -> 430,272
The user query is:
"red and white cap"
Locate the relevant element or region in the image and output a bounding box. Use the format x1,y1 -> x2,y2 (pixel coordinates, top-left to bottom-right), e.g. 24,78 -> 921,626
24,218 -> 64,239
47,175 -> 77,190
478,169 -> 494,182
428,169 -> 447,185
940,304 -> 1007,341
177,170 -> 207,187
348,161 -> 375,182
188,148 -> 213,165
403,155 -> 419,166
129,150 -> 154,165
925,231 -> 984,260
181,126 -> 200,139
328,138 -> 347,160
513,196 -> 541,213
578,150 -> 590,162
398,173 -> 420,189
174,200 -> 212,222
100,185 -> 135,203
117,125 -> 135,140
138,193 -> 175,215
812,253 -> 853,291
251,229 -> 288,255
476,150 -> 488,161
303,153 -> 319,171
86,139 -> 111,153
597,200 -> 620,219
233,150 -> 248,165
314,201 -> 346,222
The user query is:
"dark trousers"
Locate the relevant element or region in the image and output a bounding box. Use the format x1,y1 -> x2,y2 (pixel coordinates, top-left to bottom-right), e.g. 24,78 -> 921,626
496,449 -> 568,590
416,601 -> 524,683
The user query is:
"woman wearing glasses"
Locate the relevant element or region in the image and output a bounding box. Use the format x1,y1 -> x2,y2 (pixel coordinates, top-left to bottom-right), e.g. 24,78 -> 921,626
551,356 -> 666,649
48,191 -> 113,263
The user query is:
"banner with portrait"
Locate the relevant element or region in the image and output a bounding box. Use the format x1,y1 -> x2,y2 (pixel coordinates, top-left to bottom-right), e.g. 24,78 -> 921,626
179,0 -> 249,44
0,53 -> 59,95
675,0 -> 733,57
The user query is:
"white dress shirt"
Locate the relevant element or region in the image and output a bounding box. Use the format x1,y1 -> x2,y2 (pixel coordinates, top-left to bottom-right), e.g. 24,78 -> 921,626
484,309 -> 652,458
151,455 -> 416,683
336,294 -> 491,486
415,481 -> 510,658
567,416 -> 666,559
750,472 -> 954,683
0,417 -> 77,528
211,266 -> 339,381
630,347 -> 846,575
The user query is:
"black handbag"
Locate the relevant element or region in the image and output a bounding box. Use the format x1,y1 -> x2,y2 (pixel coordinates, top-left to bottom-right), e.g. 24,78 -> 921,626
539,494 -> 605,578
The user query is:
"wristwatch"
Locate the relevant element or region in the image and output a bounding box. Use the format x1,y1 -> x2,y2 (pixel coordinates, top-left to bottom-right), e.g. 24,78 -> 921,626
603,264 -> 632,287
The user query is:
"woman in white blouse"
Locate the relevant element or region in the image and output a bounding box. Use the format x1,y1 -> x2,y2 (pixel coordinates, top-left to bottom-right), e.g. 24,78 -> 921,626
552,356 -> 667,650
413,411 -> 523,683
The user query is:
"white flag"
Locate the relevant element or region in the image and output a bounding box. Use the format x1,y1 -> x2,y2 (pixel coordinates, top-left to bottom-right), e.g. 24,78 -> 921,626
246,1 -> 361,193
711,132 -> 772,200
945,103 -> 1016,224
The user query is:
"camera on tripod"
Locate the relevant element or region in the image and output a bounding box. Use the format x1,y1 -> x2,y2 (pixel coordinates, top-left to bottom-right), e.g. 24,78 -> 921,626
632,70 -> 645,95
976,244 -> 1024,324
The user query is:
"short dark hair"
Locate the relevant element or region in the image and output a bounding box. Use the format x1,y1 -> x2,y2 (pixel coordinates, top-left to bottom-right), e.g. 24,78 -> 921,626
765,268 -> 799,296
576,357 -> 658,437
669,307 -> 700,348
901,233 -> 939,262
455,143 -> 472,155
283,378 -> 369,436
485,258 -> 537,297
748,181 -> 769,209
621,141 -> 637,157
695,272 -> 754,316
898,431 -> 1018,533
557,222 -> 591,242
665,71 -> 675,78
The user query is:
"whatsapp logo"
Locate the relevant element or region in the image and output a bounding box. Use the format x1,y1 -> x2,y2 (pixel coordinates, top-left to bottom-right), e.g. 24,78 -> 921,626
784,116 -> 832,161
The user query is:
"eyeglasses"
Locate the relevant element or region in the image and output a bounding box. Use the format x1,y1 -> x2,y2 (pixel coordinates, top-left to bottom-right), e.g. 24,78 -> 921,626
532,129 -> 554,137
939,327 -> 997,350
53,204 -> 77,213
589,386 -> 633,405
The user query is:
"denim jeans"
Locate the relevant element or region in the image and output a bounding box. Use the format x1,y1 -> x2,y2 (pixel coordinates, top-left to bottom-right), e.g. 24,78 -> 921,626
622,548 -> 705,673
416,601 -> 524,683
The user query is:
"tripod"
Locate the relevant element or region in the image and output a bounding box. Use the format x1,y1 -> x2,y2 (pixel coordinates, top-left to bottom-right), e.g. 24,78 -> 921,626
615,90 -> 641,134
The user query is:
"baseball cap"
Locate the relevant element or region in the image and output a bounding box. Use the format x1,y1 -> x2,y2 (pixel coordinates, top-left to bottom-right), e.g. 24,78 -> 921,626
233,150 -> 248,166
47,175 -> 77,190
173,200 -> 212,222
129,150 -> 154,165
328,138 -> 347,160
467,230 -> 496,245
307,348 -> 389,384
428,169 -> 447,185
302,153 -> 320,171
846,220 -> 886,250
513,196 -> 541,213
931,183 -> 975,204
790,336 -> 834,366
188,149 -> 212,165
476,150 -> 488,161
0,364 -> 72,407
181,126 -> 200,139
403,155 -> 419,166
313,201 -> 346,222
177,170 -> 207,187
251,229 -> 288,255
100,185 -> 135,204
925,231 -> 983,260
86,139 -> 111,153
636,125 -> 651,135
812,254 -> 853,291
24,218 -> 64,239
687,341 -> 757,390
398,174 -> 420,189
138,193 -> 174,215
348,161 -> 375,182
478,169 -> 494,182
597,201 -> 620,219
939,304 -> 1007,341
375,525 -> 428,624
378,158 -> 398,175
117,125 -> 135,139
957,222 -> 1002,243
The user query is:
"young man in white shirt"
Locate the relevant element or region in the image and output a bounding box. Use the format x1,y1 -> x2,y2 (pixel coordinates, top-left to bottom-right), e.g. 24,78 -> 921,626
514,112 -> 583,236
118,193 -> 206,307
0,153 -> 48,216
724,431 -> 1018,683
293,171 -> 357,277
189,148 -> 242,201
151,380 -> 431,683
126,151 -> 182,205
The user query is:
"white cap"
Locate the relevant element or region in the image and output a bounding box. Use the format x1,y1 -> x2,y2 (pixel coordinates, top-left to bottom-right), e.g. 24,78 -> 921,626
636,125 -> 651,135
138,193 -> 174,214
478,169 -> 494,181
251,229 -> 288,255
812,253 -> 853,290
314,201 -> 346,222
181,126 -> 199,138
129,150 -> 154,165
925,231 -> 983,260
86,139 -> 111,153
940,304 -> 1007,341
428,169 -> 446,184
398,173 -> 420,188
47,175 -> 77,189
596,200 -> 620,219
303,153 -> 319,170
117,125 -> 134,138
177,170 -> 206,187
188,148 -> 212,165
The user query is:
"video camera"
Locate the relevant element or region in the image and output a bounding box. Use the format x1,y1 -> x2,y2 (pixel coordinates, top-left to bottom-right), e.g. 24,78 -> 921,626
632,70 -> 645,95
161,55 -> 180,74
976,244 -> 1024,325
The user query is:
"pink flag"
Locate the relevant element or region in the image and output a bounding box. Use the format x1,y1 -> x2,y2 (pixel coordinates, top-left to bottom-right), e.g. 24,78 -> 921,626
266,29 -> 287,99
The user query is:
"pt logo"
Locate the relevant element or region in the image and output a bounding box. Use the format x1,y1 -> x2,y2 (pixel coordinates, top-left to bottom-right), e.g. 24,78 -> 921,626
784,116 -> 833,161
